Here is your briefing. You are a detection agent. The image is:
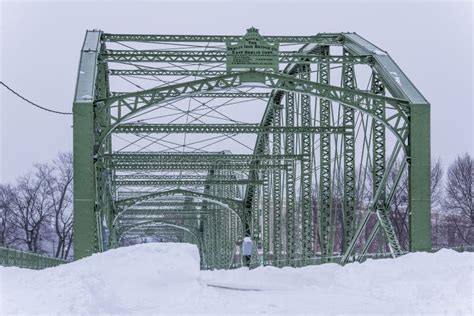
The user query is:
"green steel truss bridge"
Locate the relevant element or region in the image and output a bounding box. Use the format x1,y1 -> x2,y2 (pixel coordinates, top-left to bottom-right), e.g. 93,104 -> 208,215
73,28 -> 430,269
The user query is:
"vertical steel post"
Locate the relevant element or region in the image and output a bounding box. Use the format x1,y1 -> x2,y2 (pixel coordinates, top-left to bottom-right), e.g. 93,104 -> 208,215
318,46 -> 332,260
341,49 -> 356,253
300,64 -> 313,263
409,103 -> 431,251
371,72 -> 387,250
272,104 -> 282,266
285,92 -> 296,265
73,30 -> 102,259
262,135 -> 271,265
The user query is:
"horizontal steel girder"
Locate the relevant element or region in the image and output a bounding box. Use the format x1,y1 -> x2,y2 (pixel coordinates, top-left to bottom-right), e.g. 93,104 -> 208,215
121,208 -> 209,213
116,198 -> 235,208
115,179 -> 262,186
111,162 -> 290,171
118,221 -> 201,237
110,69 -> 229,76
102,71 -> 409,150
115,174 -> 226,180
103,50 -> 372,64
123,201 -> 208,207
119,214 -> 208,220
102,33 -> 343,43
108,152 -> 304,162
113,124 -> 349,134
110,92 -> 271,99
117,188 -> 243,209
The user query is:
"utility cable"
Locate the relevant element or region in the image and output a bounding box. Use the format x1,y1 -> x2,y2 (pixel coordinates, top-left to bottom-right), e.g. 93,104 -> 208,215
0,81 -> 72,115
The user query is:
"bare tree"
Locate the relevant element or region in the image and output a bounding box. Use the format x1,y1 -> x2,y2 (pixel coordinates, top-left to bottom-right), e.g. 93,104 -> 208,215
0,184 -> 19,246
43,153 -> 74,259
386,161 -> 409,249
386,158 -> 444,250
443,153 -> 473,245
431,158 -> 444,208
8,165 -> 54,253
0,153 -> 74,257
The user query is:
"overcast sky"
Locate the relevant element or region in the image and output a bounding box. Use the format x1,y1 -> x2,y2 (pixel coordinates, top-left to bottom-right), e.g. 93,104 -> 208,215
0,0 -> 472,183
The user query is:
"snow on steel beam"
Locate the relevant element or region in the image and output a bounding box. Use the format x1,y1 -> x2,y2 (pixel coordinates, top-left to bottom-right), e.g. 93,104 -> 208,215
342,33 -> 428,104
74,30 -> 102,103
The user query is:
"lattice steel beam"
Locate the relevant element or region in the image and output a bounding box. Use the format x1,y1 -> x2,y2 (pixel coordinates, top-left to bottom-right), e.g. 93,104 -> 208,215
110,92 -> 271,99
115,179 -> 262,186
341,49 -> 357,253
101,71 -> 409,152
104,50 -> 372,64
110,69 -> 228,76
113,124 -> 348,134
318,46 -> 333,261
285,92 -> 296,266
109,152 -> 303,163
272,103 -> 283,266
103,33 -> 343,43
111,162 -> 290,171
299,64 -> 313,263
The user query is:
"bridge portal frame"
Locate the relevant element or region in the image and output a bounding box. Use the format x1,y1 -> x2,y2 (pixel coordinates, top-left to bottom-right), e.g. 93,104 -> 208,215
73,29 -> 430,265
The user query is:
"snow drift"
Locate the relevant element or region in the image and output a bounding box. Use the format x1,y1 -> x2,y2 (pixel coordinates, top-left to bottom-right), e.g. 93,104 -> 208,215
1,243 -> 473,315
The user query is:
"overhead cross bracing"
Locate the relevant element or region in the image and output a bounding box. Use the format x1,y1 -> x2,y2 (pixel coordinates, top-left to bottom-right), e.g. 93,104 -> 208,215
73,28 -> 431,269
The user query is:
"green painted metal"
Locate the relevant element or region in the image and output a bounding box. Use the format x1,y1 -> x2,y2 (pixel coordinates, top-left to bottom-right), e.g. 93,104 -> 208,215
409,103 -> 432,251
371,71 -> 388,253
102,33 -> 343,43
318,46 -> 333,261
272,103 -> 283,265
73,30 -> 102,259
0,246 -> 66,270
110,92 -> 271,99
72,28 -> 430,270
300,64 -> 313,263
285,92 -> 296,266
114,124 -> 346,134
104,50 -> 371,64
341,49 -> 357,253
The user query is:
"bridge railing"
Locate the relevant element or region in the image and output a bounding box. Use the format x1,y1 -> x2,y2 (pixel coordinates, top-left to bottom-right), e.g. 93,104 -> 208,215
0,246 -> 67,270
251,246 -> 474,268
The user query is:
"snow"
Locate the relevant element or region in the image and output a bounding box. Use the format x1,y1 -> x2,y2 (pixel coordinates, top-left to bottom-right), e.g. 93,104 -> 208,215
390,71 -> 403,86
1,243 -> 473,315
373,49 -> 387,56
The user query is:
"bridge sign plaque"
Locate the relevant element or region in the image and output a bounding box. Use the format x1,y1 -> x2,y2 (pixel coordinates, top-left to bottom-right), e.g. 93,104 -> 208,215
226,27 -> 279,76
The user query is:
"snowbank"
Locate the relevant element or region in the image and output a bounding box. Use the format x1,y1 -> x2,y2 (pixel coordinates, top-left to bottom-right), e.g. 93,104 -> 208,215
1,243 -> 201,314
1,243 -> 472,315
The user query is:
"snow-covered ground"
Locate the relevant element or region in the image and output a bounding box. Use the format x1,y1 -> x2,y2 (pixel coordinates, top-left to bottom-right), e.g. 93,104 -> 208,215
1,243 -> 473,315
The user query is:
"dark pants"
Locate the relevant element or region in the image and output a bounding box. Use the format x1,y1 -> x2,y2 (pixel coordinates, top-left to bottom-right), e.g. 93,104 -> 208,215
243,255 -> 251,266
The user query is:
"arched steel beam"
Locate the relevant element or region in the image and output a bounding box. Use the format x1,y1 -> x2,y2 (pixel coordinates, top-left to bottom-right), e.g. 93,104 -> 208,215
118,221 -> 201,247
242,43 -> 320,228
116,188 -> 242,209
96,71 -> 409,151
342,33 -> 427,104
114,188 -> 243,228
103,63 -> 409,240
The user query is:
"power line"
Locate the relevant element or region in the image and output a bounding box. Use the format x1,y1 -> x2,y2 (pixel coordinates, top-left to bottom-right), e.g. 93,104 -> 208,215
0,81 -> 73,115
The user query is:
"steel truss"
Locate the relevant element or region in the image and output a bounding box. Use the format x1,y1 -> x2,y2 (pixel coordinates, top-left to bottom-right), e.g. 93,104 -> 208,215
73,29 -> 431,270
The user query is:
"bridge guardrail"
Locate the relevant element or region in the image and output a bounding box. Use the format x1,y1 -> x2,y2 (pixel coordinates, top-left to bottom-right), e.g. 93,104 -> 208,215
0,246 -> 67,270
252,246 -> 474,268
